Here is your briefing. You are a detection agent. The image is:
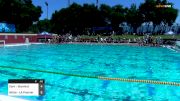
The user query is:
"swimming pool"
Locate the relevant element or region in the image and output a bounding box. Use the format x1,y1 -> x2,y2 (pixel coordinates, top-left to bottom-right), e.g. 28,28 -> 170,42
0,44 -> 180,101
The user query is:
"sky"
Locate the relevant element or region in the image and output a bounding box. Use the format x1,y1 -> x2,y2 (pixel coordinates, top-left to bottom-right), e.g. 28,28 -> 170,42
32,0 -> 180,23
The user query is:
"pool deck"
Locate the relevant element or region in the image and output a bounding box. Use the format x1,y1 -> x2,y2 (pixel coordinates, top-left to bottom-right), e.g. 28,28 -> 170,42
1,42 -> 178,50
0,43 -> 44,47
64,42 -> 139,46
176,41 -> 180,47
0,42 -> 140,47
0,95 -> 29,101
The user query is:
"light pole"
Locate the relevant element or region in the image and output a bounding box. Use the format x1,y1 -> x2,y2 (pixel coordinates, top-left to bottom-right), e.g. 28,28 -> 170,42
68,0 -> 70,7
45,1 -> 48,19
96,0 -> 99,8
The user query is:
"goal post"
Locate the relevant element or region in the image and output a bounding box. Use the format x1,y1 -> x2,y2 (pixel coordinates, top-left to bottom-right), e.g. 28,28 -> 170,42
0,40 -> 5,47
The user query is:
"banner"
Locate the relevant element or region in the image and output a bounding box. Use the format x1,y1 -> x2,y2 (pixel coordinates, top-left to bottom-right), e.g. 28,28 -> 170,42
0,23 -> 16,33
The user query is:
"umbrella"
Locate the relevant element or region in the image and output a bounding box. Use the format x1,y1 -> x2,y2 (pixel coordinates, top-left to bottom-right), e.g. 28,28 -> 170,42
40,31 -> 49,35
40,31 -> 50,42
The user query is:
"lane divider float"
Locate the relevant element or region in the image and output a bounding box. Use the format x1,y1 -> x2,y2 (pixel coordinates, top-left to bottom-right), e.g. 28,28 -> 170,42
0,66 -> 179,86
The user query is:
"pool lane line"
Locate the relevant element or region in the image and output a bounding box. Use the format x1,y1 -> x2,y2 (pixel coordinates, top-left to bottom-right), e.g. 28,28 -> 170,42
98,76 -> 180,86
0,66 -> 180,86
0,66 -> 97,79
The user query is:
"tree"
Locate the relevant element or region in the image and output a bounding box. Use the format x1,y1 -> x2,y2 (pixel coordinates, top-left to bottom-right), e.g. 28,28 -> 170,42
139,0 -> 178,25
81,4 -> 104,28
37,19 -> 52,32
99,4 -> 112,25
50,0 -> 178,35
0,0 -> 42,32
139,0 -> 157,23
126,4 -> 143,33
51,3 -> 105,35
51,3 -> 82,34
111,5 -> 126,32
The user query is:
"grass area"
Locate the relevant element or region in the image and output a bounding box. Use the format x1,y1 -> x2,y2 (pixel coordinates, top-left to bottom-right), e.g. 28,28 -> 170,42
152,35 -> 180,39
79,35 -> 180,39
112,35 -> 142,39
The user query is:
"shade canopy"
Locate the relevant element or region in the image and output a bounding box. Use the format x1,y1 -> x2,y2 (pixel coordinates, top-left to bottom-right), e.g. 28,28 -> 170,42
37,31 -> 52,39
40,31 -> 50,35
164,31 -> 175,35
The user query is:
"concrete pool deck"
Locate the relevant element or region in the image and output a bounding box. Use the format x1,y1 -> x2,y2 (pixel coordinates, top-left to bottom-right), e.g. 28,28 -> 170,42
176,41 -> 180,47
63,42 -> 140,46
0,95 -> 29,101
1,42 -> 179,51
0,42 -> 141,47
0,43 -> 44,47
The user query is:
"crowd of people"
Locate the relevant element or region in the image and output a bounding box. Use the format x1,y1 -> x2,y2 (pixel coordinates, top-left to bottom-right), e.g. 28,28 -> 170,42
137,35 -> 162,46
48,34 -> 164,47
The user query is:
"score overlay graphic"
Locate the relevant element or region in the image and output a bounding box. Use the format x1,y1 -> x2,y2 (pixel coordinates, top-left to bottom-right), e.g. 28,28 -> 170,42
8,79 -> 45,96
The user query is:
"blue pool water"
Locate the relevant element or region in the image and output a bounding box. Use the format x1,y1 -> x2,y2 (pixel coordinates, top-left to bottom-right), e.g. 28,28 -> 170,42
0,44 -> 180,101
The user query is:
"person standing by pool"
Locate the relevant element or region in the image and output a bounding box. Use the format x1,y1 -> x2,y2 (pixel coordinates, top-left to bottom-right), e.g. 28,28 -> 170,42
149,36 -> 153,46
97,34 -> 100,42
143,36 -> 146,46
156,37 -> 161,46
152,36 -> 156,46
137,37 -> 141,46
